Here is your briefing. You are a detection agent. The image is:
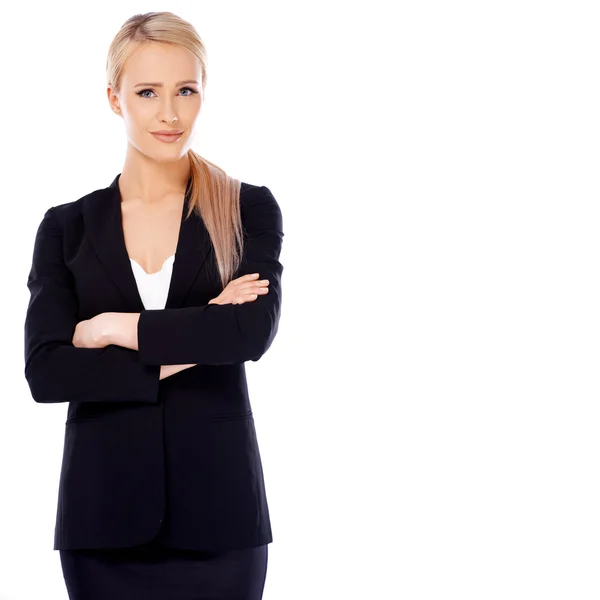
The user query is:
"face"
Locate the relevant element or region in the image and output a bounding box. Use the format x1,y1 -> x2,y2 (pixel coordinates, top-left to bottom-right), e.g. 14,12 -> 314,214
107,42 -> 203,162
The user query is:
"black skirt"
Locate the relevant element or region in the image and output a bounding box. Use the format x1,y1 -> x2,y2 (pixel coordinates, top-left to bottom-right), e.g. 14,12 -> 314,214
59,537 -> 269,600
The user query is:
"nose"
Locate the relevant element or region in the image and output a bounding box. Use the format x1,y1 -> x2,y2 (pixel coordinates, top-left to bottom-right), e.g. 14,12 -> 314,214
158,98 -> 178,124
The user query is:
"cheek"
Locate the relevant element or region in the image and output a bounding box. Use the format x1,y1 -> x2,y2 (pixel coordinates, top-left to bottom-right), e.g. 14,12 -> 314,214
181,97 -> 202,118
123,113 -> 152,138
122,101 -> 153,127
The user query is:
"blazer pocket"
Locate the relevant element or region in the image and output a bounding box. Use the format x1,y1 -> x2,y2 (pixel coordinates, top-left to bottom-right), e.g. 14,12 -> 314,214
65,413 -> 107,424
207,410 -> 253,423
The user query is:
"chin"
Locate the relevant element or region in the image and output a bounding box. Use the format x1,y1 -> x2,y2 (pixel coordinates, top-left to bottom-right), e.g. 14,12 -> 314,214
133,143 -> 187,163
151,152 -> 188,164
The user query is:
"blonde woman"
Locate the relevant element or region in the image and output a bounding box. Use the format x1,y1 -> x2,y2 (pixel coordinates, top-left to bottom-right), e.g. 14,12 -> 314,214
23,11 -> 283,600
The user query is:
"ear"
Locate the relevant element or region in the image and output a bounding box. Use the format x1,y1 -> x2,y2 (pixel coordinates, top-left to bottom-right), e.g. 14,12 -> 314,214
107,85 -> 122,116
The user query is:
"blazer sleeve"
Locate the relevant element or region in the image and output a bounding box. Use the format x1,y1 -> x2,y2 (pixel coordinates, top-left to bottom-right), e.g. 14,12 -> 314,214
137,184 -> 284,366
24,207 -> 161,404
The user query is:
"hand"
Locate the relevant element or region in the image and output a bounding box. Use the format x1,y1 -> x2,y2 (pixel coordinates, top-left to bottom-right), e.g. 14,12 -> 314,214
208,273 -> 270,305
72,313 -> 113,348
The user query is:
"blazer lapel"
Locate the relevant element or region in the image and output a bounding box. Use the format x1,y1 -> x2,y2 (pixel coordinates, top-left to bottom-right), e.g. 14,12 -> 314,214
82,173 -> 213,312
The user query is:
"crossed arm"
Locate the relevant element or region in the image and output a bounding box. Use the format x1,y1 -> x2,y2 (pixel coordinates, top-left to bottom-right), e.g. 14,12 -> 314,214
24,185 -> 284,404
71,311 -> 196,381
106,312 -> 197,381
110,313 -> 196,381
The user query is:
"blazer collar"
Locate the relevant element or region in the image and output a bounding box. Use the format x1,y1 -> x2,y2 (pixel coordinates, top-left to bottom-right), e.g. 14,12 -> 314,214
82,173 -> 213,311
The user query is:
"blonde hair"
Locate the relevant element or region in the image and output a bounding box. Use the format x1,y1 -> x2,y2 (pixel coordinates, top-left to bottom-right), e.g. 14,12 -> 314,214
106,11 -> 243,288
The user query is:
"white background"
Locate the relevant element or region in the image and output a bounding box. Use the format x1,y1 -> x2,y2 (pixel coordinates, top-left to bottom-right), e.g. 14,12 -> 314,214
1,1 -> 599,598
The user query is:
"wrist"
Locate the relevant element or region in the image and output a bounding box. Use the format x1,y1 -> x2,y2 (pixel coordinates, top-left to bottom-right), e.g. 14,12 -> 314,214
104,312 -> 140,349
98,312 -> 117,346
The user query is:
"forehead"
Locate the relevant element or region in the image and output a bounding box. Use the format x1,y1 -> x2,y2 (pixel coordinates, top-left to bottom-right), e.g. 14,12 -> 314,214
122,42 -> 201,84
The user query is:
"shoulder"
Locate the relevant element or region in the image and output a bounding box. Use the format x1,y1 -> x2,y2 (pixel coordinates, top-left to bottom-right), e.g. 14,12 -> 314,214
239,181 -> 276,205
239,181 -> 283,233
40,184 -> 112,230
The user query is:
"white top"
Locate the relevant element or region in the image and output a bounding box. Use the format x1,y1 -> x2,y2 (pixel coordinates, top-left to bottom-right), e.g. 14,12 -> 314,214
130,254 -> 175,310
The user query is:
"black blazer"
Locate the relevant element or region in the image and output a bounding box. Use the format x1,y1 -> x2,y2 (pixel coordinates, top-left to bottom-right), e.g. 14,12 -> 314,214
23,173 -> 284,552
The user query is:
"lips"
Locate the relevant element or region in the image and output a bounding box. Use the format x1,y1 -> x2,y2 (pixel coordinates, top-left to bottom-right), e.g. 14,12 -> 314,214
151,130 -> 183,135
151,131 -> 183,143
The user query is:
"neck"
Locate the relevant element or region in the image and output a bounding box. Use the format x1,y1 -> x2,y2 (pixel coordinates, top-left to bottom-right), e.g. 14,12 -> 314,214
119,147 -> 191,205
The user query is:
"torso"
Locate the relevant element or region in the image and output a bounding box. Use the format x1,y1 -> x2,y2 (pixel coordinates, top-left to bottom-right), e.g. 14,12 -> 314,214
120,193 -> 184,275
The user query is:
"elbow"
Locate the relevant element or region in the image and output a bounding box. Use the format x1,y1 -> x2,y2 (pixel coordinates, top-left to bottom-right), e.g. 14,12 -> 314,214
28,388 -> 56,404
24,347 -> 62,404
25,367 -> 55,404
246,311 -> 281,363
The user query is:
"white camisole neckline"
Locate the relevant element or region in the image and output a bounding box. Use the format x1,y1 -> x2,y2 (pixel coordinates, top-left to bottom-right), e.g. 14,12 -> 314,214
129,254 -> 175,276
129,254 -> 175,310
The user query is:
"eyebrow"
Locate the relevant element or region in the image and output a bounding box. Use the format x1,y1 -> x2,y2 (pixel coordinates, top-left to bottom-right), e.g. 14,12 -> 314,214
134,79 -> 199,88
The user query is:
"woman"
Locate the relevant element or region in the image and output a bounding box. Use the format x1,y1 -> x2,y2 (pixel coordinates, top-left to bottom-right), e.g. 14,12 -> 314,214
23,11 -> 283,600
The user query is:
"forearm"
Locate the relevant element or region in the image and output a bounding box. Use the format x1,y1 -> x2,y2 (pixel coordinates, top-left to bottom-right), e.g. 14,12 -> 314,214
24,344 -> 161,404
103,312 -> 196,379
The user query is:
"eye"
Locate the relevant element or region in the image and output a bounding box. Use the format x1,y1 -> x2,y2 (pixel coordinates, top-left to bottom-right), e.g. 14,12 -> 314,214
180,87 -> 199,97
136,89 -> 155,99
135,87 -> 199,99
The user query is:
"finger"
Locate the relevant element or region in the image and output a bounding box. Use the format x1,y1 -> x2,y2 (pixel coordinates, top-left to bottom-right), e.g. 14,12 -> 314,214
232,293 -> 259,305
232,286 -> 269,299
236,273 -> 261,282
233,279 -> 270,292
237,285 -> 269,297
